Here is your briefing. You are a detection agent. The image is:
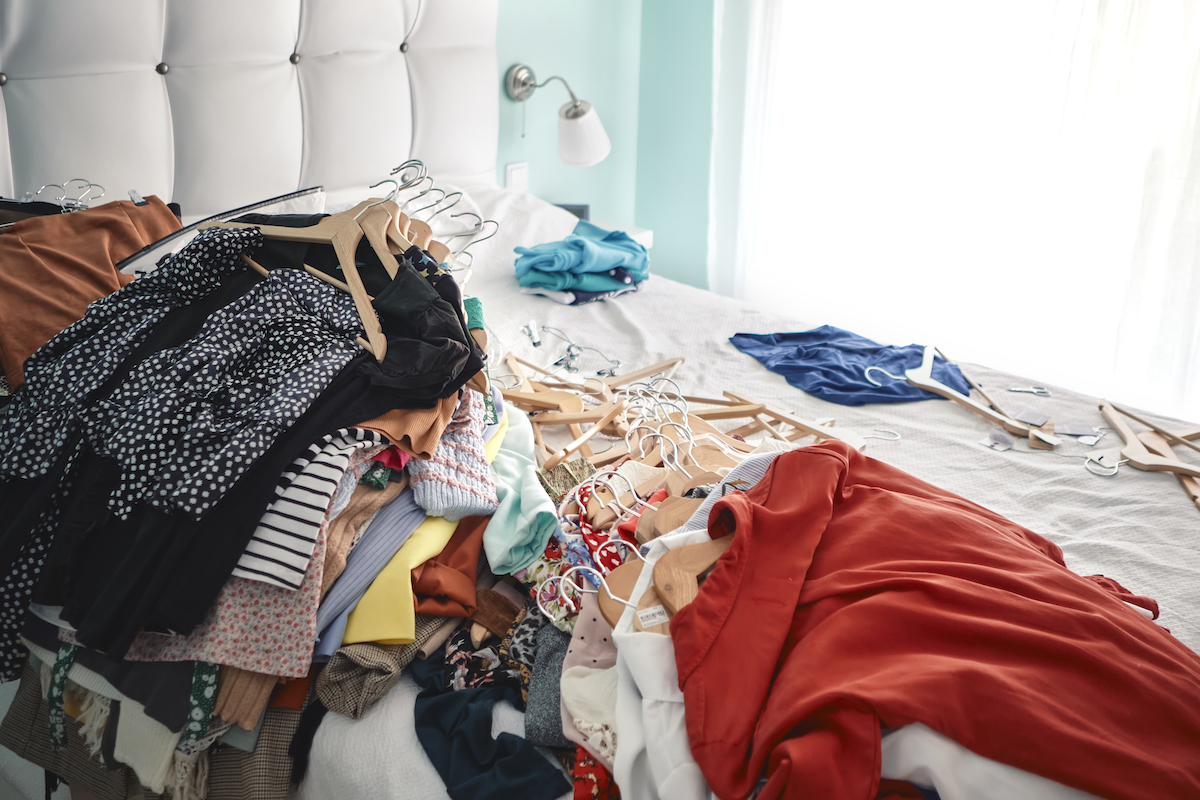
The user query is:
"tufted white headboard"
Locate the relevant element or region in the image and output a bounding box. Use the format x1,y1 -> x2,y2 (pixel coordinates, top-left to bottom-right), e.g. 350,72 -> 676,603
0,0 -> 499,220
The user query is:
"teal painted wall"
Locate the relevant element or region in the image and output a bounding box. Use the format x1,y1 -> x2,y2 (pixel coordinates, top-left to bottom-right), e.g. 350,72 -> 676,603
496,0 -> 643,225
633,0 -> 714,288
495,0 -> 715,289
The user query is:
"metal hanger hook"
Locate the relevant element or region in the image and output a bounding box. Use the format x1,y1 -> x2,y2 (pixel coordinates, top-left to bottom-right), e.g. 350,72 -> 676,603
862,428 -> 902,441
560,565 -> 637,609
444,212 -> 483,244
455,219 -> 499,256
409,188 -> 446,216
865,365 -> 907,387
390,160 -> 427,187
368,177 -> 401,202
356,180 -> 401,219
399,176 -> 435,211
595,537 -> 646,564
425,191 -> 464,222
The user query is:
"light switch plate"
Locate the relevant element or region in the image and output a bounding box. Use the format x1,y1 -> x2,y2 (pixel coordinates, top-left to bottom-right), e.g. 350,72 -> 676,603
505,161 -> 529,192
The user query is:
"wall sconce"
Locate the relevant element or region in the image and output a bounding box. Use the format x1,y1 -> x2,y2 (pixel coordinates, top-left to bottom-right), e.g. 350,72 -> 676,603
505,64 -> 612,167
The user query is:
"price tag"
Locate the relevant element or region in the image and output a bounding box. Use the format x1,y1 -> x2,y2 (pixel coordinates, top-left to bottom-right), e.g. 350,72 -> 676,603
1013,409 -> 1051,427
979,428 -> 1015,452
1056,423 -> 1101,437
637,606 -> 670,628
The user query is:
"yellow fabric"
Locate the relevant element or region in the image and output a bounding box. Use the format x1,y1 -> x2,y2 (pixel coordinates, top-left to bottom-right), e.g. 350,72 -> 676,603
343,404 -> 510,645
63,695 -> 83,720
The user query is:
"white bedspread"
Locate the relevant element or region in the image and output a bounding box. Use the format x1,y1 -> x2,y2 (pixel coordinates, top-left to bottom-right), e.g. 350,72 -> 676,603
466,186 -> 1200,654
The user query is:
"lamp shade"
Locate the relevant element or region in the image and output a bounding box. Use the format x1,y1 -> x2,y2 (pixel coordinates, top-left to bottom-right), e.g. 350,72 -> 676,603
558,101 -> 611,167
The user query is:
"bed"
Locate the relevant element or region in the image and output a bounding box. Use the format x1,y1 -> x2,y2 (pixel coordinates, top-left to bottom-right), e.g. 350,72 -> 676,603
0,1 -> 1197,798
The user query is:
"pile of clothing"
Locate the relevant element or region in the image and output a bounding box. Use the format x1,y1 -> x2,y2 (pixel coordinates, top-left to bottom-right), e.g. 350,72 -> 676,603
1,197 -> 1198,800
0,200 -> 570,799
515,220 -> 649,305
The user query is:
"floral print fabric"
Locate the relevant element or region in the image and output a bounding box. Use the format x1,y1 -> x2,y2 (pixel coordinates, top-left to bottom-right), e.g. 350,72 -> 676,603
181,662 -> 219,747
63,526 -> 327,678
573,744 -> 620,799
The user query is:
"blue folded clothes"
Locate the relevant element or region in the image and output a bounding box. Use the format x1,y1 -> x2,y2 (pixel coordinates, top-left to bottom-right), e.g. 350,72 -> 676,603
730,325 -> 973,406
515,220 -> 649,294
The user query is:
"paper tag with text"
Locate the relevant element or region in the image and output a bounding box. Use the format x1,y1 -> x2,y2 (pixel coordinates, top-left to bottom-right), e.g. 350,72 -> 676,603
637,606 -> 670,628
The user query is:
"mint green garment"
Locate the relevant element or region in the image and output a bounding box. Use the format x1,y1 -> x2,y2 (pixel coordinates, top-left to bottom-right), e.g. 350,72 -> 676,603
484,404 -> 562,575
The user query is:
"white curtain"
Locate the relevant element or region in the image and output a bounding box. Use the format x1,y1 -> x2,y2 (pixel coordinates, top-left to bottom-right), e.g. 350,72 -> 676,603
716,1 -> 1200,421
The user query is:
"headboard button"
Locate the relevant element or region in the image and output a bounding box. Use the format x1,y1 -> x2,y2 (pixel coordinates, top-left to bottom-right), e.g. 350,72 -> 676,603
400,42 -> 409,53
0,74 -> 7,87
156,63 -> 169,75
290,53 -> 301,64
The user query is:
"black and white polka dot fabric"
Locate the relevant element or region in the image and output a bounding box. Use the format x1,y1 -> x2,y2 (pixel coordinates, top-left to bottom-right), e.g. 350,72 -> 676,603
0,226 -> 366,522
0,227 -> 263,484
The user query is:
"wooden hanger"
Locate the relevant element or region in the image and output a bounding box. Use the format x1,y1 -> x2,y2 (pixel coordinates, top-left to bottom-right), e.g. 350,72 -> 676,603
1139,431 -> 1200,510
204,201 -> 387,361
407,219 -> 434,249
649,496 -> 704,540
653,534 -> 734,615
1099,400 -> 1200,479
664,467 -> 723,498
604,358 -> 685,389
901,347 -> 1061,446
356,200 -> 408,279
588,470 -> 666,529
597,560 -> 645,628
632,584 -> 672,634
543,402 -> 628,469
721,392 -> 869,451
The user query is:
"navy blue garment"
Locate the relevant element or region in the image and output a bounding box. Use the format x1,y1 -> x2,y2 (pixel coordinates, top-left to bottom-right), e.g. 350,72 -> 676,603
410,652 -> 570,800
729,325 -> 972,406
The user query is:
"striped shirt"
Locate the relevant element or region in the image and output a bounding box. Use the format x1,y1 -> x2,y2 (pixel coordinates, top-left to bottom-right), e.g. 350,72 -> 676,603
231,428 -> 387,590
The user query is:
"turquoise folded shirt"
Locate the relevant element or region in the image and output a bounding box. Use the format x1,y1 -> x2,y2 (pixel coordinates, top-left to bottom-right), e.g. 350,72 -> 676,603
483,404 -> 562,575
514,220 -> 649,293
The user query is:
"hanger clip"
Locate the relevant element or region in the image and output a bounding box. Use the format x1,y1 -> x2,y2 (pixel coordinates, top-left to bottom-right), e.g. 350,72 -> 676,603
128,189 -> 147,206
524,320 -> 542,347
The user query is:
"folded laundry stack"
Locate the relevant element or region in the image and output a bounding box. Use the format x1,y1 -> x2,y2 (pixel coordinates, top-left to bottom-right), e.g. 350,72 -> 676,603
515,220 -> 649,305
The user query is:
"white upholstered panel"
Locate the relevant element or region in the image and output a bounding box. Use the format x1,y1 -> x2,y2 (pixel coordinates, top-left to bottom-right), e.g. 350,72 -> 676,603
0,0 -> 499,217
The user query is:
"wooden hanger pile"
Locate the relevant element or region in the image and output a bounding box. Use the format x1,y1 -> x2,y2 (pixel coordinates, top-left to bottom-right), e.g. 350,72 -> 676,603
519,355 -> 879,636
500,355 -> 869,469
198,174 -> 471,363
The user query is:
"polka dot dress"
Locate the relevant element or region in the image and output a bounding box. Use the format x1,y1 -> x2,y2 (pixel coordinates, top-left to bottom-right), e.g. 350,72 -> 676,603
0,226 -> 371,677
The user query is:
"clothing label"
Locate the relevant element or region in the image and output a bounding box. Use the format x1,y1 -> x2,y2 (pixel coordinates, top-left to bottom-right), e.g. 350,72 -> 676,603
1013,409 -> 1051,427
1078,432 -> 1107,446
637,606 -> 670,628
1056,423 -> 1101,437
1089,448 -> 1124,469
980,429 -> 1015,451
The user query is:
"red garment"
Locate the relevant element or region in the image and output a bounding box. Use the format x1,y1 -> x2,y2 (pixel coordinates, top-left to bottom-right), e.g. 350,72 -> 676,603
616,488 -> 668,542
572,744 -> 620,799
373,446 -> 412,472
577,485 -> 639,571
672,442 -> 1200,800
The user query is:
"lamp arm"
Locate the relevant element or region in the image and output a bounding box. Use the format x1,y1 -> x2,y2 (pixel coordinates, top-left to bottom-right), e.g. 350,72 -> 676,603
534,75 -> 580,107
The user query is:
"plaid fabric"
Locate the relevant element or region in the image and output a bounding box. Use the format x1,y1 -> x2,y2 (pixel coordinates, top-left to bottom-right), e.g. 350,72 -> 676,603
0,659 -> 150,800
537,458 -> 597,503
203,705 -> 300,800
314,612 -> 445,719
0,658 -> 303,800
